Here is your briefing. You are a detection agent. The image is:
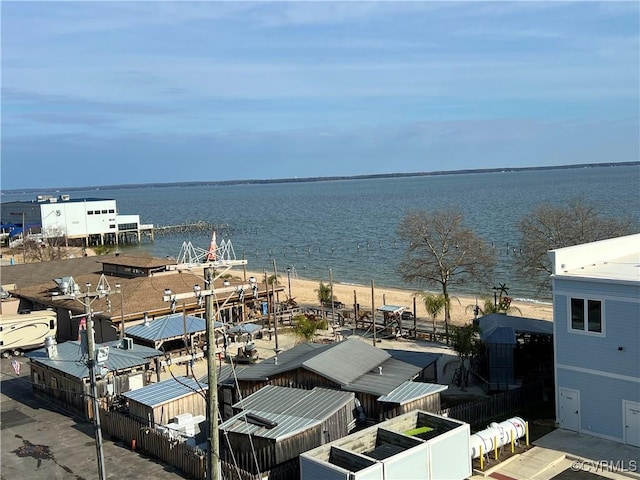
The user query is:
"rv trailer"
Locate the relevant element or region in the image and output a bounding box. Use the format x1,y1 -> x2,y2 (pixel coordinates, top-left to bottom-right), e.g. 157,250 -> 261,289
0,310 -> 57,358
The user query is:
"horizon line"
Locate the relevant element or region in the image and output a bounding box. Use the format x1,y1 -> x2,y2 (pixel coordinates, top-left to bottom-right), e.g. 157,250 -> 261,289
3,161 -> 638,195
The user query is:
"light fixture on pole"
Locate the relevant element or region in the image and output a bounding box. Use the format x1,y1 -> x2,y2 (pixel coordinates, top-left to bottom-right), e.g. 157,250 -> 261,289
52,280 -> 108,480
115,283 -> 125,339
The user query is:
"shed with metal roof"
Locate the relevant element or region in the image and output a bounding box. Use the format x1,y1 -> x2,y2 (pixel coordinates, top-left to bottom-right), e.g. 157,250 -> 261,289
222,337 -> 445,422
125,312 -> 226,351
122,376 -> 207,426
27,338 -> 162,420
218,385 -> 357,476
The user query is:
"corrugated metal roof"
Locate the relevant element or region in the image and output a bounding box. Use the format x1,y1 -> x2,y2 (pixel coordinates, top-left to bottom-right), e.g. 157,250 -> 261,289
122,376 -> 207,406
233,385 -> 354,420
233,342 -> 328,381
384,349 -> 440,369
377,381 -> 447,405
232,339 -> 433,395
227,323 -> 261,334
303,338 -> 390,384
220,386 -> 355,441
125,313 -> 225,342
220,410 -> 317,441
199,363 -> 249,385
377,305 -> 406,314
26,340 -> 162,380
345,357 -> 423,396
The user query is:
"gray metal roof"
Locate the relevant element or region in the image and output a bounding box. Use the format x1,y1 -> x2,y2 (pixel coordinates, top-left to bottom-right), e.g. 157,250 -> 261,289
233,385 -> 354,419
303,338 -> 390,384
345,357 -> 423,396
26,340 -> 162,380
220,386 -> 355,441
122,376 -> 207,406
384,349 -> 440,369
377,305 -> 406,313
125,313 -> 225,342
232,339 -> 437,396
233,342 -> 329,381
198,363 -> 249,385
377,381 -> 448,405
477,313 -> 553,337
227,323 -> 261,335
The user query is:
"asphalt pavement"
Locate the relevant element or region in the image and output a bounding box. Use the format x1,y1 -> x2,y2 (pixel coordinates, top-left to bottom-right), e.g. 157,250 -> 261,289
0,356 -> 190,480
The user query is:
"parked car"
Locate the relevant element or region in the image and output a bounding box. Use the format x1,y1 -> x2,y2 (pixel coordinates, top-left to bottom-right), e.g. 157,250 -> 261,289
401,311 -> 414,320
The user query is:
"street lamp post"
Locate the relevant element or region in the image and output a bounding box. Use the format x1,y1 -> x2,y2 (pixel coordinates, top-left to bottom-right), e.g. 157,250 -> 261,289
115,283 -> 125,339
286,267 -> 292,299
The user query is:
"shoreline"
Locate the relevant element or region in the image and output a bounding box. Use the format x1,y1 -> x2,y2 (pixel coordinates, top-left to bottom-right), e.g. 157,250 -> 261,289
238,269 -> 553,325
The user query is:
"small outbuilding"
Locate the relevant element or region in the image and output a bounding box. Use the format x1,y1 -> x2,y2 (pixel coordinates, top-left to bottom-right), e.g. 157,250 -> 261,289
125,313 -> 226,352
218,385 -> 357,478
122,375 -> 207,427
27,338 -> 162,420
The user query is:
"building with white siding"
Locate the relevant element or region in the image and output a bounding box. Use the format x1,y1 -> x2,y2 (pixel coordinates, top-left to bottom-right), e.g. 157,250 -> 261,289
1,194 -> 153,246
549,233 -> 640,446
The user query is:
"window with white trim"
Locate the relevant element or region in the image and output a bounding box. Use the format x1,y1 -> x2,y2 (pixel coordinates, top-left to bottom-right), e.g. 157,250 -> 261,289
570,298 -> 602,333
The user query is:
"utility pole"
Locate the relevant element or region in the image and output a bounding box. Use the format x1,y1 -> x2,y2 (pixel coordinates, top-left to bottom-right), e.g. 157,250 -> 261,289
22,212 -> 26,263
205,266 -> 220,480
53,282 -> 107,480
158,251 -> 247,480
84,298 -> 107,480
115,283 -> 125,340
371,279 -> 376,347
329,268 -> 335,325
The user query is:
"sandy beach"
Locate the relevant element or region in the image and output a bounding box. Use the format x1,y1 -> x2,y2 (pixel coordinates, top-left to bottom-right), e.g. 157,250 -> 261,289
238,269 -> 553,326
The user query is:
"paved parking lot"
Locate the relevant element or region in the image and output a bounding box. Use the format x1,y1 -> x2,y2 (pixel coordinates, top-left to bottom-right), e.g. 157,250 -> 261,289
0,356 -> 190,480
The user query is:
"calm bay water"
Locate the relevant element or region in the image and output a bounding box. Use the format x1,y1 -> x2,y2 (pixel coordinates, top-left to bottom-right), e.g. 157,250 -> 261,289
4,165 -> 639,302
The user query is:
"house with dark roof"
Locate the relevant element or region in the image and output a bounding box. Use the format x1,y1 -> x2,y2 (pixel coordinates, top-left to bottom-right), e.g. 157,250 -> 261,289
218,337 -> 443,421
2,254 -> 282,344
218,385 -> 357,477
26,338 -> 163,420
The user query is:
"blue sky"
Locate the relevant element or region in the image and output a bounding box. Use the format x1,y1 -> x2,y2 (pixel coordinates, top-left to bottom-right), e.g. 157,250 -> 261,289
2,1 -> 638,190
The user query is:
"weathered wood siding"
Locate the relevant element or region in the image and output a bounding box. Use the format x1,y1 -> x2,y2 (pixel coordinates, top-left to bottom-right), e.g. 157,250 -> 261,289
128,391 -> 206,426
383,393 -> 442,420
220,399 -> 355,474
29,361 -> 151,420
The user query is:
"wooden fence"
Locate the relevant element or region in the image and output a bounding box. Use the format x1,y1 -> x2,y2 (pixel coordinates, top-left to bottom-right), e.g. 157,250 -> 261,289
439,380 -> 544,427
100,408 -> 206,479
97,380 -> 543,479
99,407 -> 285,480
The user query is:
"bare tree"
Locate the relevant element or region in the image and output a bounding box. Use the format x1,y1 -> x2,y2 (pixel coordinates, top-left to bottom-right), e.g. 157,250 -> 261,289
397,209 -> 496,343
517,197 -> 636,294
23,228 -> 71,262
